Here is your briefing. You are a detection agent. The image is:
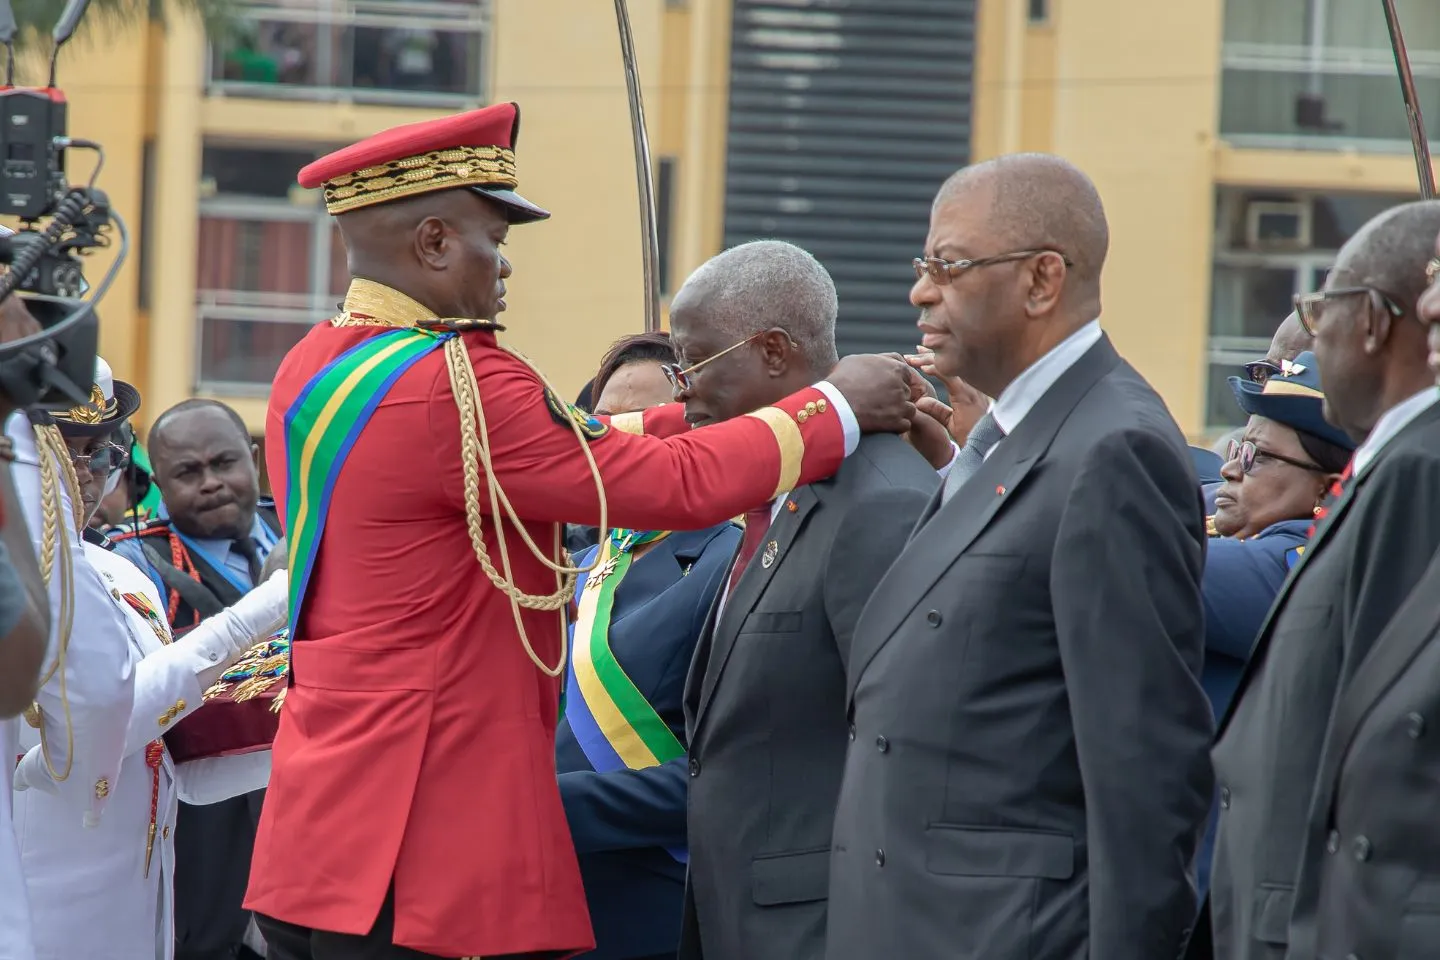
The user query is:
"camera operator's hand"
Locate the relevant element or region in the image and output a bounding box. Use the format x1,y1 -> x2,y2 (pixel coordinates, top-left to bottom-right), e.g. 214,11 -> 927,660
0,295 -> 41,345
0,296 -> 41,422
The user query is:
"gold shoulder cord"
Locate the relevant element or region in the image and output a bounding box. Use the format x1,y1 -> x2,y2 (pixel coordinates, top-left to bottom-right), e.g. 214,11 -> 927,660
26,423 -> 82,781
444,336 -> 609,678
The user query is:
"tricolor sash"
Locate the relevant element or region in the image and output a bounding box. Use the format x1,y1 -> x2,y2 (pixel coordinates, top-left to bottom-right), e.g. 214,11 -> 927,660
565,528 -> 688,863
283,327 -> 451,634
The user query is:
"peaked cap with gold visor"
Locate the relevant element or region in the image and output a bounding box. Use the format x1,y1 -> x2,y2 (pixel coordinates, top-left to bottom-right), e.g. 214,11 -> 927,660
48,356 -> 141,437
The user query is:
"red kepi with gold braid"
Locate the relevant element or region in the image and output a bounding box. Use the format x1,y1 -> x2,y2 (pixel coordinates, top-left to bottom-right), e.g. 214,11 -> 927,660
244,102 -> 851,959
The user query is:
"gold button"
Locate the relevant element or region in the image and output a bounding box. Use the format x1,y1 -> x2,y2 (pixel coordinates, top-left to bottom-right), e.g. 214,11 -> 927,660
158,713 -> 170,727
111,588 -> 122,601
797,410 -> 809,423
175,699 -> 186,712
817,399 -> 828,413
93,778 -> 109,799
805,401 -> 817,415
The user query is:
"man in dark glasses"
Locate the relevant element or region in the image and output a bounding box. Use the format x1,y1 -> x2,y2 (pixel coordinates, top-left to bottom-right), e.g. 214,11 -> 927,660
1201,199 -> 1440,960
1241,311 -> 1314,387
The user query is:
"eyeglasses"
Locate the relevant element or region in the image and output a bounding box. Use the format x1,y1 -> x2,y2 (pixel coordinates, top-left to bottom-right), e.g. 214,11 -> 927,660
1226,438 -> 1325,476
912,248 -> 1073,286
1293,286 -> 1405,335
71,442 -> 129,476
661,329 -> 797,398
1242,359 -> 1283,386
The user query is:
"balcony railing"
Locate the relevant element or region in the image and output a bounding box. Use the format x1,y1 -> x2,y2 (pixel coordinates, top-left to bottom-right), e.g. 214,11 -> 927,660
1219,42 -> 1440,152
207,0 -> 490,108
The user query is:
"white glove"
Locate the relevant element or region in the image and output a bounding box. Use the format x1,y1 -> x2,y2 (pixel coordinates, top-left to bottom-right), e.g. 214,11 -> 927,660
184,569 -> 290,687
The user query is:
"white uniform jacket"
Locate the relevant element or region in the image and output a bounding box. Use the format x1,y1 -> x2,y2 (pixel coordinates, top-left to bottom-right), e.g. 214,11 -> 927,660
14,544 -> 281,960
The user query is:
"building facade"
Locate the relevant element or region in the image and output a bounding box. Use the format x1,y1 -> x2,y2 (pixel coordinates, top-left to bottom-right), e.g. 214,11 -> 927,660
34,0 -> 1440,447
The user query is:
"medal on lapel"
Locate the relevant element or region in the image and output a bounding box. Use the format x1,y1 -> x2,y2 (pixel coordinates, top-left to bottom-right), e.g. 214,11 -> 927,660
762,540 -> 778,569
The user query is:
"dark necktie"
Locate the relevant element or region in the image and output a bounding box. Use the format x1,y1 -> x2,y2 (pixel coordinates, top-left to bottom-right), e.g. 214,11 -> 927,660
1307,459 -> 1355,538
729,504 -> 775,593
233,536 -> 264,586
941,411 -> 1007,504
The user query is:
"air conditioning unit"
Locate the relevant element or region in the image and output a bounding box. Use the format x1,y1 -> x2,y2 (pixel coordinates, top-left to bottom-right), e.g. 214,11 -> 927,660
1245,200 -> 1312,250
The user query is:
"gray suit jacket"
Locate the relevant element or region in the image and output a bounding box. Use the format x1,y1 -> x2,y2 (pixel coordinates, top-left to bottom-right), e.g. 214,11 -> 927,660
1282,549 -> 1440,960
678,433 -> 937,960
1200,402 -> 1440,960
827,336 -> 1213,960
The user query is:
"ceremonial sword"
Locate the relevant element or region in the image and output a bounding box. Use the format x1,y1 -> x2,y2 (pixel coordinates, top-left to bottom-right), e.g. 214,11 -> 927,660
1382,0 -> 1436,198
613,0 -> 663,333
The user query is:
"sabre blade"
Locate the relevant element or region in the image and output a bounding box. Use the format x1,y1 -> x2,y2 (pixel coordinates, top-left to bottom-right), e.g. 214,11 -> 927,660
1382,0 -> 1436,198
614,0 -> 662,333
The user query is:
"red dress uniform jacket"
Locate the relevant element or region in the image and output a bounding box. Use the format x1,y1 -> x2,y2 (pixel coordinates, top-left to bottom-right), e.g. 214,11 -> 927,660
245,322 -> 847,958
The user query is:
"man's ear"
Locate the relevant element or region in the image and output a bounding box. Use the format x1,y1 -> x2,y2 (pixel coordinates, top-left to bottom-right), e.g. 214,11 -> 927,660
413,216 -> 449,271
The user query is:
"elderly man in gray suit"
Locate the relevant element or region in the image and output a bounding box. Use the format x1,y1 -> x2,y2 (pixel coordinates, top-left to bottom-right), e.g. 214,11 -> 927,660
826,154 -> 1214,960
670,240 -> 943,960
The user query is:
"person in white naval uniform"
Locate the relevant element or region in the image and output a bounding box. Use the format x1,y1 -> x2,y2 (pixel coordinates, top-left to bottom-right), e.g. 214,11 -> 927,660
12,359 -> 287,960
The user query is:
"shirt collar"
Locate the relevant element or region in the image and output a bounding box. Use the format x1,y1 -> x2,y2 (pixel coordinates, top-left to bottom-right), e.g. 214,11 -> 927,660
991,319 -> 1104,436
1352,386 -> 1440,477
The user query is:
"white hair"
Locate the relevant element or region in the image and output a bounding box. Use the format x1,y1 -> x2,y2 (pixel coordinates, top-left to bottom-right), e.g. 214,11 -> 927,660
676,239 -> 840,373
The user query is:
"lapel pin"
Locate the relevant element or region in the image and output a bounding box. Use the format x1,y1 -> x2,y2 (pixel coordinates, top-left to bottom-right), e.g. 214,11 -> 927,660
762,541 -> 778,568
996,485 -> 1006,496
786,500 -> 798,513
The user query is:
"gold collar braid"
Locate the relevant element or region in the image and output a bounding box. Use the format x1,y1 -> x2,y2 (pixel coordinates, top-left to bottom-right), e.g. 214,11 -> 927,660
330,278 -> 610,678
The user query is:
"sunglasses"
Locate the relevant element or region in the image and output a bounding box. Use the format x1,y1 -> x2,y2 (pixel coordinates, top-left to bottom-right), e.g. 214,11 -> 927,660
661,329 -> 798,398
1226,438 -> 1324,476
912,248 -> 1073,286
1242,359 -> 1283,386
71,442 -> 129,476
1293,286 -> 1405,336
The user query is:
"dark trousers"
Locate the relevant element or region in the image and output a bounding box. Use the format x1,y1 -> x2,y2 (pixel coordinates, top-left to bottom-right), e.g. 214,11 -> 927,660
257,890 -> 447,960
175,790 -> 266,960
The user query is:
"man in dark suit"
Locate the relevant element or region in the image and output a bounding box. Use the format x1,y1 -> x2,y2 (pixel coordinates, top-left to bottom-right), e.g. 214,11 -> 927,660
1276,215 -> 1440,960
110,399 -> 280,960
671,240 -> 941,960
827,154 -> 1213,960
1198,200 -> 1440,960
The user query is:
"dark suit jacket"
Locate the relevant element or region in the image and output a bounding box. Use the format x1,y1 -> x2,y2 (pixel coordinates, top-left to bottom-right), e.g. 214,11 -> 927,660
1282,553 -> 1440,960
827,336 -> 1213,960
556,522 -> 741,960
1197,400 -> 1440,960
678,433 -> 937,960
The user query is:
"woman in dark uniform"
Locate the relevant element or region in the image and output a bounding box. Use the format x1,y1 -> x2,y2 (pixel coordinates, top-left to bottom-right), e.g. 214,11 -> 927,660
1196,350 -> 1354,893
557,333 -> 742,960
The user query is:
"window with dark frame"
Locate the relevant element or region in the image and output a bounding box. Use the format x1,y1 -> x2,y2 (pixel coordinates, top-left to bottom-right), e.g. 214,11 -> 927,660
1028,0 -> 1049,23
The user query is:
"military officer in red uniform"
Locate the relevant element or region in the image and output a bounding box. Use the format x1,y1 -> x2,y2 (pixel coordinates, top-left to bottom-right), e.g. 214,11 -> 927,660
244,102 -> 917,960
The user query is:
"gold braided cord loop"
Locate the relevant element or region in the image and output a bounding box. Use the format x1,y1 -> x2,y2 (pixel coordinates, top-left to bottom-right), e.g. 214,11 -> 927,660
31,424 -> 79,782
443,336 -> 610,678
322,145 -> 518,215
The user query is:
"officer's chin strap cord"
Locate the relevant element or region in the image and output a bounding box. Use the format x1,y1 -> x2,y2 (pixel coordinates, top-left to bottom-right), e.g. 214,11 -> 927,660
25,423 -> 82,781
443,336 -> 608,679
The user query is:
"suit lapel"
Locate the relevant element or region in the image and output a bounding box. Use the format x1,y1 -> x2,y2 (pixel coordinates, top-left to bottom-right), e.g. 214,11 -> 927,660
1325,556 -> 1440,775
847,337 -> 1122,699
693,486 -> 820,731
1215,458 -> 1373,739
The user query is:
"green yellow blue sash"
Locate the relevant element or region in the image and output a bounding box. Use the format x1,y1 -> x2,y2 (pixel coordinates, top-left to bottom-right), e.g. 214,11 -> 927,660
283,327 -> 451,634
565,528 -> 687,862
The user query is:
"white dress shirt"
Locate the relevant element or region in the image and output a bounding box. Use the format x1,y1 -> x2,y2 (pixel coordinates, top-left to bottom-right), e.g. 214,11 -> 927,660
987,319 -> 1104,449
0,718 -> 35,960
1351,385 -> 1440,477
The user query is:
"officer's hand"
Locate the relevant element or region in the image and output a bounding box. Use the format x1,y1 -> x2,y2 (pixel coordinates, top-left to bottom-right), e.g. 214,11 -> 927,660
904,347 -> 990,444
826,354 -> 916,434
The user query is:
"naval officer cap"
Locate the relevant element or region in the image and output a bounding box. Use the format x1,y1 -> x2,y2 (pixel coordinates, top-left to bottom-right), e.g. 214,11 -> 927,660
297,101 -> 550,224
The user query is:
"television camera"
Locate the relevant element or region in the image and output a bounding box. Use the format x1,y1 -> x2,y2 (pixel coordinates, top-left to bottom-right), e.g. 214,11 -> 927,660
0,0 -> 127,411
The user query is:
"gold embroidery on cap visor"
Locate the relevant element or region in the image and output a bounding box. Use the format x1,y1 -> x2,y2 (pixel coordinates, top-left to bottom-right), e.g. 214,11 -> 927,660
54,384 -> 115,425
321,145 -> 519,215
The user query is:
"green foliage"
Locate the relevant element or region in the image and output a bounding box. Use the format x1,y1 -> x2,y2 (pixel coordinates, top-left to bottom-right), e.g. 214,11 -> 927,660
8,0 -> 233,50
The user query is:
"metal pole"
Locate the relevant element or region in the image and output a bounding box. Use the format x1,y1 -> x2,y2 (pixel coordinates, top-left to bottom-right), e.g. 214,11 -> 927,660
1381,0 -> 1436,198
614,0 -> 662,332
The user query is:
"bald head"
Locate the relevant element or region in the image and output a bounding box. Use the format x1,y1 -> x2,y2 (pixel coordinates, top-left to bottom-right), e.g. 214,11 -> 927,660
936,153 -> 1110,287
1267,311 -> 1313,364
671,239 -> 839,374
1339,199 -> 1440,313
